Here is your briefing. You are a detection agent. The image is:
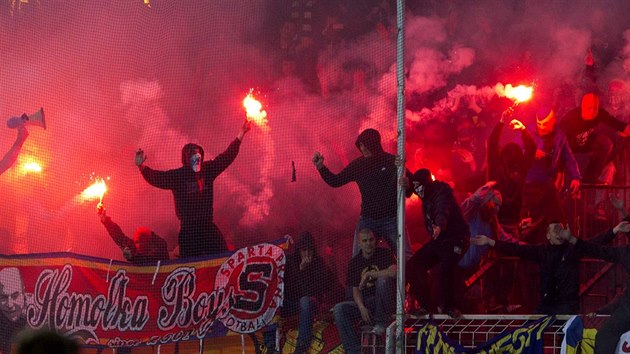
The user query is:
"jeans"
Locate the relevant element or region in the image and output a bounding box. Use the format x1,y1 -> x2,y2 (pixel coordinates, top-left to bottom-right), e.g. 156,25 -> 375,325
354,216 -> 412,260
407,238 -> 463,311
179,221 -> 227,257
282,296 -> 318,352
333,277 -> 395,354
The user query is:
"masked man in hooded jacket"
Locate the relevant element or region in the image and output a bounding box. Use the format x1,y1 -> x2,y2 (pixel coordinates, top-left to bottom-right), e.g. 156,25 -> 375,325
313,128 -> 413,257
403,168 -> 470,318
135,120 -> 250,258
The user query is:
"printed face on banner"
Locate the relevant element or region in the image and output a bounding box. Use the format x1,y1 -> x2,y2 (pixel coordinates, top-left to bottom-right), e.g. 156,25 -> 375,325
0,267 -> 26,323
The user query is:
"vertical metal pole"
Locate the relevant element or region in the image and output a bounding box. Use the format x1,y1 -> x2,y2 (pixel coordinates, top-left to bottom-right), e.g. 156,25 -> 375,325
395,0 -> 406,353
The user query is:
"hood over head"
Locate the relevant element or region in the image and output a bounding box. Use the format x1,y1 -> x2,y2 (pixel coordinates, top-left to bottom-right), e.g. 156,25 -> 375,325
355,128 -> 384,156
181,143 -> 204,167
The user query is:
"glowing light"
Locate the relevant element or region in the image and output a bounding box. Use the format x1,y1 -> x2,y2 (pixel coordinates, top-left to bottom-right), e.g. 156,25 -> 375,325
507,85 -> 533,103
496,83 -> 534,104
81,178 -> 107,203
243,90 -> 268,126
21,161 -> 42,174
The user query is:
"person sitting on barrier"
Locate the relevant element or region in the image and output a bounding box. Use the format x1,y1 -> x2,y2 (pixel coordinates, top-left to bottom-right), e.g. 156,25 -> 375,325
97,203 -> 169,265
333,228 -> 396,354
282,231 -> 338,354
471,209 -> 630,315
560,220 -> 630,354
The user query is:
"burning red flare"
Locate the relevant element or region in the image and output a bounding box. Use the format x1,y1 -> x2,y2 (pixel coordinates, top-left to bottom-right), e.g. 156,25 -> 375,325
21,161 -> 42,174
243,90 -> 268,126
80,177 -> 108,203
496,84 -> 534,104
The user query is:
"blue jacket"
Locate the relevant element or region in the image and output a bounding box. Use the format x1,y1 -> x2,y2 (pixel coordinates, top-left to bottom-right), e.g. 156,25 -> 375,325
459,186 -> 518,268
525,129 -> 581,184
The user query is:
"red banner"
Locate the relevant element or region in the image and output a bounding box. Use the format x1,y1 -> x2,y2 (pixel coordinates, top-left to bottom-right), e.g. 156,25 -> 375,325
0,240 -> 286,350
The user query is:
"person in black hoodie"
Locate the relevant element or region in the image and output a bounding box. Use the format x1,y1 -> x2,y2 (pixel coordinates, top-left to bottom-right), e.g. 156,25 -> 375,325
561,220 -> 630,354
282,232 -> 338,354
135,120 -> 250,258
312,128 -> 412,257
487,113 -> 536,236
404,168 -> 469,318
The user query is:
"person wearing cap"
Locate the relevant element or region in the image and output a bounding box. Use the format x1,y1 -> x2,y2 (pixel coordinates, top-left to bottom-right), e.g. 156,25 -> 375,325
559,92 -> 630,184
135,120 -> 250,258
0,125 -> 28,176
282,232 -> 338,354
312,128 -> 413,258
403,168 -> 469,318
520,107 -> 581,243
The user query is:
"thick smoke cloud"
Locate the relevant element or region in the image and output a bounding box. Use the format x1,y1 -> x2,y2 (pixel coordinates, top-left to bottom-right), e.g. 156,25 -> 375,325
0,0 -> 629,270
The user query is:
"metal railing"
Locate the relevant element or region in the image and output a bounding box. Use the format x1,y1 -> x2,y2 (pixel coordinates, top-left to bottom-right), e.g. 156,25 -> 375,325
393,314 -> 574,353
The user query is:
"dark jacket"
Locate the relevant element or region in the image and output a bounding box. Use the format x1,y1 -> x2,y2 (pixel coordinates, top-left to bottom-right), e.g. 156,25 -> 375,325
0,315 -> 26,354
421,181 -> 469,242
494,227 -> 620,314
525,129 -> 581,184
318,129 -> 412,219
575,231 -> 630,309
101,216 -> 169,265
487,121 -> 536,224
283,252 -> 338,305
140,138 -> 241,224
559,107 -> 627,153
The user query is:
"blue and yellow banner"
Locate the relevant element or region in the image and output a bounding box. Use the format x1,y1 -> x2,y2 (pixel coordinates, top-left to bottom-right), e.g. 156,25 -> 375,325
415,316 -> 553,354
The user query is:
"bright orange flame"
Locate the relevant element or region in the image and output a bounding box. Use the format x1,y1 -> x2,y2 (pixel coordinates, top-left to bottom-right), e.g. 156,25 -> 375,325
21,161 -> 42,174
81,178 -> 107,203
499,84 -> 533,103
243,91 -> 268,126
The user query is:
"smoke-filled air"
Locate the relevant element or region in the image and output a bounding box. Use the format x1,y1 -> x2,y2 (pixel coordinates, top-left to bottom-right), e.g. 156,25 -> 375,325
1,0 -> 629,275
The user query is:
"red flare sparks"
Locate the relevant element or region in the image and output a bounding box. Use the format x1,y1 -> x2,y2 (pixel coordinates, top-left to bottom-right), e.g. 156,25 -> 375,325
243,90 -> 268,126
80,177 -> 108,203
496,84 -> 534,104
